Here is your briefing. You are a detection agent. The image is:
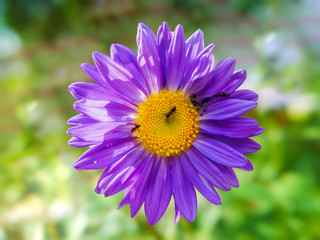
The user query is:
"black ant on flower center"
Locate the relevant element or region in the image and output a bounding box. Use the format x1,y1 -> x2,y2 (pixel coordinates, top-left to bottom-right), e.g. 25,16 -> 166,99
165,106 -> 176,123
166,106 -> 176,119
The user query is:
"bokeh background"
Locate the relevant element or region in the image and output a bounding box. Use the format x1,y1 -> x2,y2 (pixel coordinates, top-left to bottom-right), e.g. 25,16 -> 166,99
1,0 -> 320,239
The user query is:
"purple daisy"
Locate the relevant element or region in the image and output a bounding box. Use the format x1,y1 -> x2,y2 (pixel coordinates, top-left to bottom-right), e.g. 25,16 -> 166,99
67,22 -> 264,225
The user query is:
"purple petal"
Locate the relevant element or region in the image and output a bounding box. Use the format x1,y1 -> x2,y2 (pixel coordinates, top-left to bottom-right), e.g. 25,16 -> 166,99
70,82 -> 137,111
184,52 -> 214,94
199,117 -> 259,138
145,157 -> 172,225
188,49 -> 214,81
118,188 -> 131,209
81,63 -> 109,89
251,126 -> 265,136
95,147 -> 146,196
129,154 -> 155,217
67,115 -> 133,148
180,153 -> 221,204
110,43 -> 149,96
74,99 -> 136,122
105,101 -> 137,121
69,82 -> 113,101
214,164 -> 239,188
81,63 -> 137,107
186,147 -> 231,191
157,22 -> 172,74
68,137 -> 97,148
223,70 -> 247,93
201,43 -> 215,55
182,41 -> 215,91
208,135 -> 261,154
238,160 -> 254,171
165,24 -> 186,92
67,122 -> 129,147
201,99 -> 257,120
67,114 -> 97,127
174,202 -> 181,224
192,137 -> 248,167
107,147 -> 146,176
229,89 -> 259,102
199,58 -> 236,99
137,22 -> 163,93
98,167 -> 133,196
172,156 -> 197,222
93,52 -> 146,103
74,137 -> 140,170
185,29 -> 204,61
181,44 -> 214,90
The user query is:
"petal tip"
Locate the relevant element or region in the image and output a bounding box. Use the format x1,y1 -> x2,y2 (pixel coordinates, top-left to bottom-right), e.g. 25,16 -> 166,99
92,51 -> 100,59
137,22 -> 150,32
80,63 -> 89,70
66,128 -> 71,135
92,51 -> 106,62
73,161 -> 81,170
228,57 -> 236,65
161,21 -> 169,28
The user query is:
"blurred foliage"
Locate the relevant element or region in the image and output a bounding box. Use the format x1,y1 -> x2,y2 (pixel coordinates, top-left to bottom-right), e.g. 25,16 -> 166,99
1,0 -> 320,239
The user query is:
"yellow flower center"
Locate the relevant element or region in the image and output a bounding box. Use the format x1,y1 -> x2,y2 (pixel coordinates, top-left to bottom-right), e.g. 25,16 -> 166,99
134,89 -> 199,157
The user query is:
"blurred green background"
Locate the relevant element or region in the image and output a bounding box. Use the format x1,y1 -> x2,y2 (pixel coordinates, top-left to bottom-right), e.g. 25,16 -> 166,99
1,0 -> 320,239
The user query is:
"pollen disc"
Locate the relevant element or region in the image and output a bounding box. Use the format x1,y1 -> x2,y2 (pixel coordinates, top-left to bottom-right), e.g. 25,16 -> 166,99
134,89 -> 199,157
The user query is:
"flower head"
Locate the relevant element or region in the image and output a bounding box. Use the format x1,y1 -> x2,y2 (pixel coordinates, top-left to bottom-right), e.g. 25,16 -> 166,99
67,22 -> 264,225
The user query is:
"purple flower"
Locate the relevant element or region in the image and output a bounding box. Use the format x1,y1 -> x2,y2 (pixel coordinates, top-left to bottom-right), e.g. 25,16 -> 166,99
67,22 -> 264,225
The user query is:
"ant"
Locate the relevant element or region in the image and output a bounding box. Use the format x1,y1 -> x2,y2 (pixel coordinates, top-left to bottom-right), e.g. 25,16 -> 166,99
190,94 -> 210,107
190,92 -> 230,108
200,97 -> 211,105
213,92 -> 230,97
190,94 -> 200,107
131,124 -> 140,132
190,92 -> 230,116
166,106 -> 176,119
